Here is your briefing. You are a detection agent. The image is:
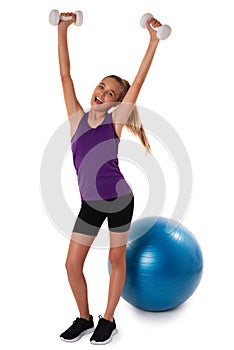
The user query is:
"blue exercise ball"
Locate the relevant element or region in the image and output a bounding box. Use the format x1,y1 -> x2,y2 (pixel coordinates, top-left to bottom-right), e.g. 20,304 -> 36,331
122,216 -> 203,311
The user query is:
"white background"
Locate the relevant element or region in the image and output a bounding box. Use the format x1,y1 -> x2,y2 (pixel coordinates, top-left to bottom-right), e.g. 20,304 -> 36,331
1,0 -> 233,349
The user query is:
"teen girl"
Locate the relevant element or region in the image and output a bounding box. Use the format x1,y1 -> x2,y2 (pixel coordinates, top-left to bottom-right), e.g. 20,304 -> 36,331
57,13 -> 161,345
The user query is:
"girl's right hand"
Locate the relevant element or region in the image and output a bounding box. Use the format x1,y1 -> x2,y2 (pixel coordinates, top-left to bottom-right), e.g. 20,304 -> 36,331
146,18 -> 162,41
58,12 -> 76,28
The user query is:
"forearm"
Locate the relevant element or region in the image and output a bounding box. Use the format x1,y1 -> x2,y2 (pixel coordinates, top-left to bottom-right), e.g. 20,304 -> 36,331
133,38 -> 159,89
58,27 -> 71,77
122,37 -> 159,105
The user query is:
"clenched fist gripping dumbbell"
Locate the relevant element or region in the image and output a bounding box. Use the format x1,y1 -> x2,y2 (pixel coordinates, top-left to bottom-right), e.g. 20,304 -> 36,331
49,9 -> 83,26
49,10 -> 171,41
140,13 -> 171,40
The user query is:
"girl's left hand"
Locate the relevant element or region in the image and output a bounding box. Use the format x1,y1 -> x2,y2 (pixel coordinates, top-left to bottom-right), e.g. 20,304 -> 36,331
146,18 -> 162,41
58,12 -> 76,29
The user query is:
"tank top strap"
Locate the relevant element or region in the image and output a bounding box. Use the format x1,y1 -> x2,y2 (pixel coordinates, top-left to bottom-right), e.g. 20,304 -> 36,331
71,111 -> 89,143
81,111 -> 90,129
104,112 -> 111,122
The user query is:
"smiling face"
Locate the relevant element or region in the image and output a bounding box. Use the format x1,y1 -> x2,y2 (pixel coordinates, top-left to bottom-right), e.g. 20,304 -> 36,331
90,77 -> 123,111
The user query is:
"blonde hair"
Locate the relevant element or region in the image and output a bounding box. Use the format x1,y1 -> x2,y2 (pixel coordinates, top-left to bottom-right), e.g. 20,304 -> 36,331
105,75 -> 151,153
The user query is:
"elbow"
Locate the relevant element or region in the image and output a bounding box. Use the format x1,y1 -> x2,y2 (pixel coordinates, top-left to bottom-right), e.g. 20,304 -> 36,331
134,79 -> 144,90
60,72 -> 72,81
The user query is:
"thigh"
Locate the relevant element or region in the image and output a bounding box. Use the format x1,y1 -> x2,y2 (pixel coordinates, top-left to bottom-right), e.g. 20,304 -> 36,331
71,232 -> 96,247
109,231 -> 129,248
66,235 -> 93,268
73,200 -> 107,236
108,194 -> 134,233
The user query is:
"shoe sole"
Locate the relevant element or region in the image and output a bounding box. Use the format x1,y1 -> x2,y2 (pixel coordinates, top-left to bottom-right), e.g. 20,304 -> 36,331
60,327 -> 95,342
90,328 -> 118,345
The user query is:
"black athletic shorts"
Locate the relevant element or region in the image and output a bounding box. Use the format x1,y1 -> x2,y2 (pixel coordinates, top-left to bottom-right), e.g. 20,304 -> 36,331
73,193 -> 134,236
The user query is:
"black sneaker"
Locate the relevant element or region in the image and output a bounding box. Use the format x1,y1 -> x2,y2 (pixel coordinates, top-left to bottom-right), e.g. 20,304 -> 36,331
90,315 -> 118,345
60,315 -> 94,342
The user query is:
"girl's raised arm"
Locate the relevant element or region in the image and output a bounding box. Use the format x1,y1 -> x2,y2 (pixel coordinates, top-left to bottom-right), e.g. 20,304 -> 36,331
113,18 -> 161,127
58,13 -> 84,132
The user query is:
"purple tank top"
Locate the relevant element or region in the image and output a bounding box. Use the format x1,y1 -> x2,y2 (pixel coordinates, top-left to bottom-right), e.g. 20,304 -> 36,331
71,112 -> 132,201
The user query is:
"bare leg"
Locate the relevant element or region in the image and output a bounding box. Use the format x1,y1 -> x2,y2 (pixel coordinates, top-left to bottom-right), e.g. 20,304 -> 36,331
103,231 -> 128,321
65,232 -> 95,320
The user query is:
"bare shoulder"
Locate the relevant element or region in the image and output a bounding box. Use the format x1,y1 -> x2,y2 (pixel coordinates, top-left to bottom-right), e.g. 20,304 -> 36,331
112,108 -> 124,139
69,110 -> 85,138
112,103 -> 135,138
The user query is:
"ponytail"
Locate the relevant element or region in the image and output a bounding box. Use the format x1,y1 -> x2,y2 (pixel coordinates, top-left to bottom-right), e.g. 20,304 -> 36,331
125,107 -> 151,153
105,75 -> 151,153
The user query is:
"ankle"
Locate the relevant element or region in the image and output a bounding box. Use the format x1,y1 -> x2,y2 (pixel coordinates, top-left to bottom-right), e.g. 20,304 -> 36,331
103,314 -> 114,322
80,314 -> 91,321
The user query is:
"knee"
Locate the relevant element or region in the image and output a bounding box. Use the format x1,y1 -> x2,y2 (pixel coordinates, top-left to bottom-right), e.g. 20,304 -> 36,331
65,257 -> 82,278
109,249 -> 126,269
65,257 -> 74,276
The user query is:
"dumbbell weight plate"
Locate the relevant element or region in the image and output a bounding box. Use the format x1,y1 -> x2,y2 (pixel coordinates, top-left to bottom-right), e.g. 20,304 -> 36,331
49,9 -> 60,26
75,11 -> 83,26
157,25 -> 172,40
140,13 -> 153,28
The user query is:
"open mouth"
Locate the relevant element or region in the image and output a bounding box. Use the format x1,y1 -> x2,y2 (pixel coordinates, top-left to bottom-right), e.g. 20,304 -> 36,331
95,96 -> 103,104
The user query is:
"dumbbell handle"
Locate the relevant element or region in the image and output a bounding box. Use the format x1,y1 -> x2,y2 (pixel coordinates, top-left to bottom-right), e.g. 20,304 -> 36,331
60,14 -> 73,21
140,13 -> 171,40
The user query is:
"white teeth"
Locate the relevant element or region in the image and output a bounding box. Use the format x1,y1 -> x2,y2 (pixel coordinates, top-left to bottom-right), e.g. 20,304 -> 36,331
95,97 -> 103,103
